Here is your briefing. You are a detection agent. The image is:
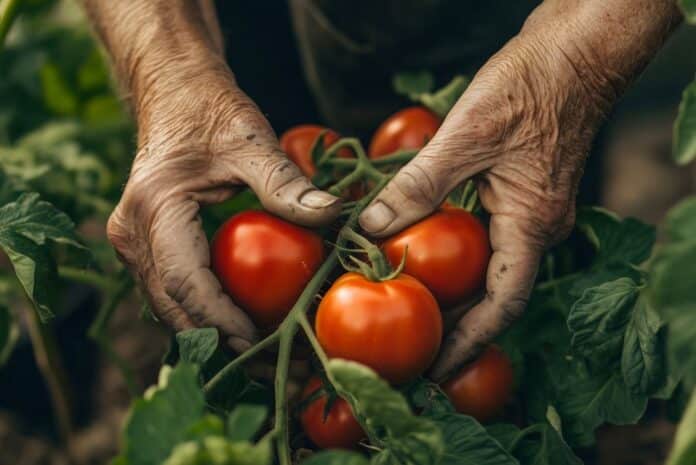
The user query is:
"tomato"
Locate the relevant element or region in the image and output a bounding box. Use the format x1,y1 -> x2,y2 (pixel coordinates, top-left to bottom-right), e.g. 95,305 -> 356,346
280,124 -> 352,177
382,208 -> 490,307
211,210 -> 325,327
315,272 -> 442,384
441,345 -> 514,422
300,377 -> 364,449
368,107 -> 440,158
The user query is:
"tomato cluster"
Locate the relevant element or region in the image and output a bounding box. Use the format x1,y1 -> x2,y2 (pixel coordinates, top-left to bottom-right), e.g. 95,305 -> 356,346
211,106 -> 513,450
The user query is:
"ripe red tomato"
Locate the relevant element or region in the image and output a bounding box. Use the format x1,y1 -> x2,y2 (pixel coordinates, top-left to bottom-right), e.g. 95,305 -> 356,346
315,272 -> 442,384
300,377 -> 364,449
382,208 -> 490,307
368,107 -> 440,158
441,345 -> 514,422
211,210 -> 325,327
280,124 -> 352,177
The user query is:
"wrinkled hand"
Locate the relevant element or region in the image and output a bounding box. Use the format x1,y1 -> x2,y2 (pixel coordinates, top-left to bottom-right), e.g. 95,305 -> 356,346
360,23 -> 615,380
107,71 -> 341,352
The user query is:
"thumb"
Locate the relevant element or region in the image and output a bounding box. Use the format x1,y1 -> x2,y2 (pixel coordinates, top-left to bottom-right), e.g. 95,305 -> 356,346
234,146 -> 342,227
359,151 -> 469,237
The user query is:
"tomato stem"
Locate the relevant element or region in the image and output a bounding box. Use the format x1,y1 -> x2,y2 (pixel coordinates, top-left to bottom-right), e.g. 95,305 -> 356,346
58,266 -> 120,292
203,329 -> 281,396
0,0 -> 21,47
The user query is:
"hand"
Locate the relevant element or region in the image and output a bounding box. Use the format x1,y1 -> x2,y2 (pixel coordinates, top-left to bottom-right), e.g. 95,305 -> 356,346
107,70 -> 341,353
359,10 -> 635,380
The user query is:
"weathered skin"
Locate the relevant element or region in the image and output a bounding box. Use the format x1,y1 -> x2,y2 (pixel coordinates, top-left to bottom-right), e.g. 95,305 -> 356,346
359,0 -> 682,379
83,0 -> 681,377
83,0 -> 341,353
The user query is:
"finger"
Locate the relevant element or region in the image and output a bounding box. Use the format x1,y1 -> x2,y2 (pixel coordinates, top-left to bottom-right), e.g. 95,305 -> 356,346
150,197 -> 258,353
359,149 -> 474,237
430,214 -> 542,381
107,210 -> 196,332
231,150 -> 341,227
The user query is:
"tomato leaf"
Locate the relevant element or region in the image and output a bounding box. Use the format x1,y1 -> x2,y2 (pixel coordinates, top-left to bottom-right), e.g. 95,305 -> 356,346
674,79 -> 696,165
301,451 -> 370,465
680,0 -> 696,26
664,196 -> 696,243
568,277 -> 640,359
392,71 -> 435,99
508,423 -> 582,465
0,192 -> 87,320
327,359 -> 444,465
0,305 -> 19,366
162,437 -> 272,465
576,207 -> 655,266
176,328 -> 219,367
121,364 -> 206,465
403,378 -> 455,415
427,412 -> 519,465
621,298 -> 666,396
226,404 -> 267,442
666,387 -> 696,465
555,369 -> 647,446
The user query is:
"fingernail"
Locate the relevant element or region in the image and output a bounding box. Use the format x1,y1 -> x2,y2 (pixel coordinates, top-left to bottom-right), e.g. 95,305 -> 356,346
228,336 -> 253,353
299,190 -> 339,209
360,201 -> 396,233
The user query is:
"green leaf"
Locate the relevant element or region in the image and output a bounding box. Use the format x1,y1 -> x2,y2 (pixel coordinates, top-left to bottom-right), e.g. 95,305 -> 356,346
301,451 -> 369,465
162,437 -> 272,465
0,192 -> 86,320
557,369 -> 647,446
0,305 -> 19,365
576,207 -> 655,266
176,328 -> 219,366
403,378 -> 455,416
392,71 -> 435,98
122,364 -> 206,465
428,413 -> 518,465
40,62 -> 79,116
649,240 -> 696,318
512,423 -> 583,465
568,277 -> 639,358
327,359 -> 444,465
664,311 -> 696,389
674,79 -> 696,165
664,196 -> 696,242
667,388 -> 696,465
226,404 -> 267,442
622,298 -> 666,396
680,0 -> 696,25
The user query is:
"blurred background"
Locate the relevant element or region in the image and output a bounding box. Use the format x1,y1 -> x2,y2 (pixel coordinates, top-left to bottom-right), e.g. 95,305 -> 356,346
0,1 -> 694,464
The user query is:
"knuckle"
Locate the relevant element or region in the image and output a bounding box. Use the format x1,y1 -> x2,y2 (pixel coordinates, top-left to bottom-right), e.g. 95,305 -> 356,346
392,163 -> 439,205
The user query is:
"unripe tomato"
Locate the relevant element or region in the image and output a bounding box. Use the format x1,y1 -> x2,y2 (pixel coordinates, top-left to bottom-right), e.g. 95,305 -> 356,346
300,377 -> 364,449
280,124 -> 352,177
316,272 -> 442,384
382,208 -> 490,307
211,211 -> 325,327
368,107 -> 440,158
441,345 -> 514,422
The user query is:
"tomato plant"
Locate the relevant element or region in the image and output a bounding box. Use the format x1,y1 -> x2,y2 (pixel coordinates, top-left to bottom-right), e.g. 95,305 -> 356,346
211,210 -> 325,327
300,376 -> 364,449
2,6 -> 696,462
368,106 -> 440,158
383,207 -> 490,307
315,272 -> 442,385
441,345 -> 514,422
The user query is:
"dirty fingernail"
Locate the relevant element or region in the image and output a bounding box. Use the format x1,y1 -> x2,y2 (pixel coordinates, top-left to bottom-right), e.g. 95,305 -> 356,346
299,190 -> 339,209
360,201 -> 396,233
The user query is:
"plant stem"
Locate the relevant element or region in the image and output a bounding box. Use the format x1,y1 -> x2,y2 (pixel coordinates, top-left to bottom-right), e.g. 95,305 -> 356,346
0,0 -> 20,47
88,272 -> 138,395
203,330 -> 281,396
88,271 -> 132,339
58,266 -> 117,292
274,328 -> 295,465
24,307 -> 75,456
297,312 -> 329,368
